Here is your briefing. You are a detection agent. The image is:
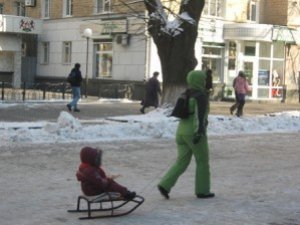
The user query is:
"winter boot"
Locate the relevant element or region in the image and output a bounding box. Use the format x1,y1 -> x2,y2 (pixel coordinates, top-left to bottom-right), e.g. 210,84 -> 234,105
196,193 -> 215,198
158,185 -> 169,199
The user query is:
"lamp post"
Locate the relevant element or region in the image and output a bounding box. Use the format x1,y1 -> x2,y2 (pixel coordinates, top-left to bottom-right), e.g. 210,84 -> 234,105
83,28 -> 92,98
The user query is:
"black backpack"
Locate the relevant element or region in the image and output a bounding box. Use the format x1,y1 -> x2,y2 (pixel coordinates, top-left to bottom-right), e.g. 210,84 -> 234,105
170,90 -> 190,119
67,71 -> 76,84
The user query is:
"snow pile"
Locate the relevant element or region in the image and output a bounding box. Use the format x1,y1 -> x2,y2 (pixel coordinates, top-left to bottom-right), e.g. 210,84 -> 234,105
0,108 -> 300,146
208,111 -> 300,135
57,111 -> 82,130
43,111 -> 82,140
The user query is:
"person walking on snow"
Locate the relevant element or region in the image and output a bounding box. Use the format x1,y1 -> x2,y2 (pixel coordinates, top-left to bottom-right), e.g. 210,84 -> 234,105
158,70 -> 214,199
233,71 -> 250,117
140,71 -> 162,114
67,63 -> 82,112
229,74 -> 239,115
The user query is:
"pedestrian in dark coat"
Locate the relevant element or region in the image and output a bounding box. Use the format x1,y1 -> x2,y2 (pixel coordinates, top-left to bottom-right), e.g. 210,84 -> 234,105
140,71 -> 162,114
67,63 -> 82,112
206,69 -> 213,91
76,146 -> 136,200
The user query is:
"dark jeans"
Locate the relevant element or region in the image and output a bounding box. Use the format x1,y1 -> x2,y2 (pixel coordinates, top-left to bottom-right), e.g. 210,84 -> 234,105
236,93 -> 246,116
230,91 -> 238,114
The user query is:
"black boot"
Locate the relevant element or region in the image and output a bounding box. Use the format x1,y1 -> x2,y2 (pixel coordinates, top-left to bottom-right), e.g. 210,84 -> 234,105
158,185 -> 169,199
140,107 -> 145,114
124,191 -> 136,200
66,104 -> 72,111
196,193 -> 215,198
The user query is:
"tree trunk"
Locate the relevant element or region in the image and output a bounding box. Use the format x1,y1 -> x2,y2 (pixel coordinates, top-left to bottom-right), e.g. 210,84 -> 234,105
144,0 -> 205,105
158,29 -> 198,104
161,83 -> 186,105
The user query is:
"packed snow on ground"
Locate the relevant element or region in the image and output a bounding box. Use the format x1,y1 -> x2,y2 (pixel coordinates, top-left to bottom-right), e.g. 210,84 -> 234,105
1,101 -> 300,225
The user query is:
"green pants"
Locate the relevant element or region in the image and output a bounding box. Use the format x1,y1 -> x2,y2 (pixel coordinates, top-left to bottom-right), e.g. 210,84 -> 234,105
158,134 -> 211,195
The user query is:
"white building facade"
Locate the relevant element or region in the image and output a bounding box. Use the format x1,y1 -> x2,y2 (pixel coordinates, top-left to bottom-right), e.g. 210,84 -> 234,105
190,0 -> 300,102
0,13 -> 42,87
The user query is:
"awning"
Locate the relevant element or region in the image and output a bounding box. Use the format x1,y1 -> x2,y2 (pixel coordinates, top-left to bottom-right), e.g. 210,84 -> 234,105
291,29 -> 300,46
272,26 -> 296,43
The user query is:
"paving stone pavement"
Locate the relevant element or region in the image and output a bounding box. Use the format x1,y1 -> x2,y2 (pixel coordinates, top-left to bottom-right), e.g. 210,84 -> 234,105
0,98 -> 299,122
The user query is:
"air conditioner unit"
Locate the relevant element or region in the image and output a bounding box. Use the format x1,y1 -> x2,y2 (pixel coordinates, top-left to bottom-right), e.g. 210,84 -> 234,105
25,0 -> 36,7
115,34 -> 130,46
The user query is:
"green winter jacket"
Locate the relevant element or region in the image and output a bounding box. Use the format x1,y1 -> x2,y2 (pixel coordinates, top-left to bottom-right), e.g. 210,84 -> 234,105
176,70 -> 209,136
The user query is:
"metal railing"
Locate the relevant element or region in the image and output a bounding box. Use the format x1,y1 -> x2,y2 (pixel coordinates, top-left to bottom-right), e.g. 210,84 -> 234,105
0,81 -> 72,102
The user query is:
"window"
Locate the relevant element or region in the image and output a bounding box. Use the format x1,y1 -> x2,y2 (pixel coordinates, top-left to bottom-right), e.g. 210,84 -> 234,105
94,41 -> 113,77
96,0 -> 111,13
201,43 -> 224,83
273,42 -> 284,58
203,0 -> 222,17
42,0 -> 50,18
245,46 -> 255,56
16,1 -> 25,16
244,42 -> 256,56
259,42 -> 271,58
62,42 -> 72,64
228,41 -> 236,70
41,42 -> 49,64
0,4 -> 3,14
247,0 -> 257,22
257,42 -> 284,98
64,0 -> 73,17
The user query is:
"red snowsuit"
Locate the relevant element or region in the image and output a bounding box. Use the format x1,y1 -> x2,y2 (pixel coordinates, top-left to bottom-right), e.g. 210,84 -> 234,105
76,147 -> 128,196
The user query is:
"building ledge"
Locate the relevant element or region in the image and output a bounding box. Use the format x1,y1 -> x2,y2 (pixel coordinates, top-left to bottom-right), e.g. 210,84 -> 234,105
224,23 -> 273,41
224,23 -> 298,44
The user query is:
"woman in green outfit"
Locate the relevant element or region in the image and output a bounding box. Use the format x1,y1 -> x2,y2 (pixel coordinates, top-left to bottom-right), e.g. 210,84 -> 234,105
158,70 -> 214,199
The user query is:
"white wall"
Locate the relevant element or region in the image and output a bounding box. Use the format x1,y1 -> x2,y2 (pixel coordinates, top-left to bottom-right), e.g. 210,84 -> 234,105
112,35 -> 146,81
37,19 -> 85,78
148,38 -> 162,82
0,34 -> 22,87
0,34 -> 21,51
37,18 -> 147,81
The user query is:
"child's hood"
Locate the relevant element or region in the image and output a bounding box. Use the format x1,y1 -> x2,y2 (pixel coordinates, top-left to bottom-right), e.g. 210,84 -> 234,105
80,146 -> 99,167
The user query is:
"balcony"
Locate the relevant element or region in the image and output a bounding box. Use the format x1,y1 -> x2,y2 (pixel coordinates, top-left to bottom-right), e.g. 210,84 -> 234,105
0,15 -> 42,34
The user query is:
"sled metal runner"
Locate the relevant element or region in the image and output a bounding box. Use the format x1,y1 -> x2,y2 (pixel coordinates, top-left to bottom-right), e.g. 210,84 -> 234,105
67,192 -> 144,219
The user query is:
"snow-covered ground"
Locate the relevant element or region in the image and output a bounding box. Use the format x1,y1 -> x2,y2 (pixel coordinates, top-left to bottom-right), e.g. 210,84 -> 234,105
0,102 -> 299,146
0,101 -> 300,225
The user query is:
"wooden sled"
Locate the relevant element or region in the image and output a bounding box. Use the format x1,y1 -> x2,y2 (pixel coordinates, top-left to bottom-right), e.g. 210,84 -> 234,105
67,192 -> 145,219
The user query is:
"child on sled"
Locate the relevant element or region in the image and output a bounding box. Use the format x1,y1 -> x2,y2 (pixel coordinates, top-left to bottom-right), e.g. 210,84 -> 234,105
76,146 -> 136,200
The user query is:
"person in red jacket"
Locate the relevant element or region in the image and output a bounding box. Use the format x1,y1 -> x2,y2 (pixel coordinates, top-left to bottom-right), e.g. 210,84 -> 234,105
76,146 -> 136,200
